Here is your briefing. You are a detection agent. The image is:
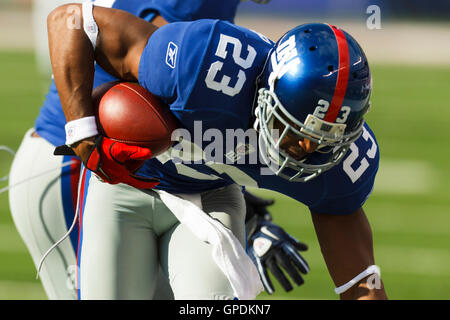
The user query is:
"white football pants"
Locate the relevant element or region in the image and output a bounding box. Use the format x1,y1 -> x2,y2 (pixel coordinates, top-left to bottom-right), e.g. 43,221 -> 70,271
8,129 -> 79,299
78,175 -> 246,300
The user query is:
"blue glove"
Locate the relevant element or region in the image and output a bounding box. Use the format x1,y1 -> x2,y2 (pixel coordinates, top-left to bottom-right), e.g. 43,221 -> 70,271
248,219 -> 310,294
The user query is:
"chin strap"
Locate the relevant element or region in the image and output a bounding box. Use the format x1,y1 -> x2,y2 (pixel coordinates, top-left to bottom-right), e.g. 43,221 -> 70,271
334,265 -> 381,295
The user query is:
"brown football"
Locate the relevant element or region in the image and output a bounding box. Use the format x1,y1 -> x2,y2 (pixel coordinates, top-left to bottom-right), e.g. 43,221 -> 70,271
92,81 -> 178,157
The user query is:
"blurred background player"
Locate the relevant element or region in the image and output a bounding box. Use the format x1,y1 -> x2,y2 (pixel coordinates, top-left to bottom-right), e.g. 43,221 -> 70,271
47,3 -> 387,299
9,0 -> 308,300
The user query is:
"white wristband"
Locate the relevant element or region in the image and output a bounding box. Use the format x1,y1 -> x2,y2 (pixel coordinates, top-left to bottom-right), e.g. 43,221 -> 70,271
82,2 -> 98,50
334,265 -> 381,295
65,116 -> 98,146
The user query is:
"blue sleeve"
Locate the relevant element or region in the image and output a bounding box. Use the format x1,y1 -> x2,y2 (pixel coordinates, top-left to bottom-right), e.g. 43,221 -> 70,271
308,123 -> 379,215
259,122 -> 379,215
309,172 -> 377,214
138,20 -> 215,104
109,0 -> 239,23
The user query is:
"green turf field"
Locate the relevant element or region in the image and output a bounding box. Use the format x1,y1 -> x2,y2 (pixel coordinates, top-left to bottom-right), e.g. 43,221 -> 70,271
0,51 -> 449,300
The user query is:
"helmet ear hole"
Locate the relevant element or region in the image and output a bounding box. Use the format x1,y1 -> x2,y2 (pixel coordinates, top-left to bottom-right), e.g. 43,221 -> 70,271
328,65 -> 334,72
309,46 -> 317,51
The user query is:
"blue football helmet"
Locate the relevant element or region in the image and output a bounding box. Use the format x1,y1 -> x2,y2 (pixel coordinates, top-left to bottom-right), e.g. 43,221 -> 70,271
255,23 -> 372,182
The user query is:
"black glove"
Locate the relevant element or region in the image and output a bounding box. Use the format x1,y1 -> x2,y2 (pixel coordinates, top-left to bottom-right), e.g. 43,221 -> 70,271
243,190 -> 274,238
248,220 -> 309,294
244,191 -> 310,294
244,190 -> 310,293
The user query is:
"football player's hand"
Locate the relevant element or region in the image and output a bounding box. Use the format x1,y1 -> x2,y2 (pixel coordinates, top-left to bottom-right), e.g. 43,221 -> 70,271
243,190 -> 274,236
244,190 -> 275,217
55,135 -> 159,189
248,219 -> 310,294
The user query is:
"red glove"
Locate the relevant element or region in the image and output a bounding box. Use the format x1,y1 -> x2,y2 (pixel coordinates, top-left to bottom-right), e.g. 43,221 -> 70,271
85,135 -> 159,189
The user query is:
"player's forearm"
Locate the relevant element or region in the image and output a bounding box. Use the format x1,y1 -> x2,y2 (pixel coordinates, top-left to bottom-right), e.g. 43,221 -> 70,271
48,4 -> 158,122
47,4 -> 98,161
48,4 -> 158,161
311,208 -> 387,300
47,4 -> 96,123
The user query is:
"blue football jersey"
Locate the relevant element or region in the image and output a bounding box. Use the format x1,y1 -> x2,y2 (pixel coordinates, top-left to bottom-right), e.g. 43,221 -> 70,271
128,0 -> 240,23
34,0 -> 240,147
137,20 -> 380,214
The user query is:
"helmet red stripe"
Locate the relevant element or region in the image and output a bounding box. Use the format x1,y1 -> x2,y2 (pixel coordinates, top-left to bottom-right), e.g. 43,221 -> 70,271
324,25 -> 350,123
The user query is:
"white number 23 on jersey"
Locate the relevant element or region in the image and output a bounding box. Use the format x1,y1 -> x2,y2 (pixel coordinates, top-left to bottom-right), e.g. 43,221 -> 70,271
205,34 -> 256,97
343,127 -> 377,183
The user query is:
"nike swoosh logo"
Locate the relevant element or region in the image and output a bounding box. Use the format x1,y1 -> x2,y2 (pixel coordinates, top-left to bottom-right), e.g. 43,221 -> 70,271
261,226 -> 279,240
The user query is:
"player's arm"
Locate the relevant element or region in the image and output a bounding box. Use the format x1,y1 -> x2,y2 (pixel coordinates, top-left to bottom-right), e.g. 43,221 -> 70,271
150,14 -> 169,27
47,3 -> 158,162
311,207 -> 387,300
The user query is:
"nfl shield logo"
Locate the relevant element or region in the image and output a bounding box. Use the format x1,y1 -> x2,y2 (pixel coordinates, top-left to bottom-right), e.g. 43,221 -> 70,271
86,22 -> 97,34
236,144 -> 248,155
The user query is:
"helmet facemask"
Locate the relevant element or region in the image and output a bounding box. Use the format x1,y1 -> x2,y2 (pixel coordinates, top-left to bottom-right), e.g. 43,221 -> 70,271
253,23 -> 371,182
255,87 -> 364,182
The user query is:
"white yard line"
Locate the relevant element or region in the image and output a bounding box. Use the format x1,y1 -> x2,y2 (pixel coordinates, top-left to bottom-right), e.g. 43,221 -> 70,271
371,220 -> 450,237
373,159 -> 437,194
291,244 -> 450,278
374,245 -> 450,277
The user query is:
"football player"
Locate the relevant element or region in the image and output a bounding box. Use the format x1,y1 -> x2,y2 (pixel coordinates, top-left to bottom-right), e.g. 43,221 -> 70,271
11,0 -> 306,300
47,3 -> 388,300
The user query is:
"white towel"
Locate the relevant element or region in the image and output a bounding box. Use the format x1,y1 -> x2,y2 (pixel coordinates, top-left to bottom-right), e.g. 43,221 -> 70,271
156,190 -> 264,300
